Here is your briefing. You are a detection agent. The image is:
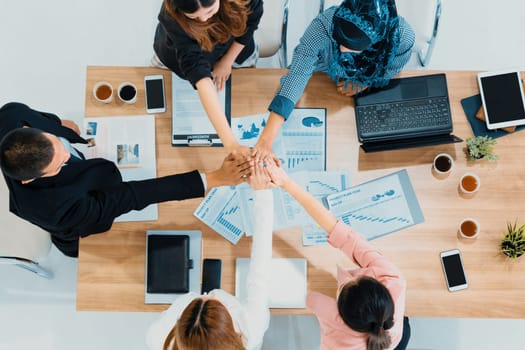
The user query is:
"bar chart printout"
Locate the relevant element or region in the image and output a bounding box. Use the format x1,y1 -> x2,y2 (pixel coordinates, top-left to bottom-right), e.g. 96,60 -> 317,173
193,187 -> 245,244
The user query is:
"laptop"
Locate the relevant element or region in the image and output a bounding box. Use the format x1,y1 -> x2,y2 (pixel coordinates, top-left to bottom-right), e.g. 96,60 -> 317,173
354,73 -> 462,152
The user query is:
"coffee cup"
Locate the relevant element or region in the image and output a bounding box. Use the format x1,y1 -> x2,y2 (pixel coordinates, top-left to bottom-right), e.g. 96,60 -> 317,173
459,173 -> 480,195
117,82 -> 137,104
432,153 -> 454,177
93,81 -> 113,103
459,218 -> 480,239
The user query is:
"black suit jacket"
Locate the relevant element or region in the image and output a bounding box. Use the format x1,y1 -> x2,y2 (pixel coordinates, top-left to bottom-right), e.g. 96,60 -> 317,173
0,103 -> 205,255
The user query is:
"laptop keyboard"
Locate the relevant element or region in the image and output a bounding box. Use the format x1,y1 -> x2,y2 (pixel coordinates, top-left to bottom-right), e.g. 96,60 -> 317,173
356,97 -> 451,137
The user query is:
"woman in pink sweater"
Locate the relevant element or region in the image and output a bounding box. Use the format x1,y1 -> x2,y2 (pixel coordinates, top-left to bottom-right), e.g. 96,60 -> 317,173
264,159 -> 411,350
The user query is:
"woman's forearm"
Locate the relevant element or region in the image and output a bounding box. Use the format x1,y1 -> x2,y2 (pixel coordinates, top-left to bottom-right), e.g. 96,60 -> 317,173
258,111 -> 285,145
196,77 -> 238,150
282,180 -> 338,235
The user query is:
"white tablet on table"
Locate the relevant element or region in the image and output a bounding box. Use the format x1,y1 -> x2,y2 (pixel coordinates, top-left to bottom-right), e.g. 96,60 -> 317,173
477,69 -> 525,130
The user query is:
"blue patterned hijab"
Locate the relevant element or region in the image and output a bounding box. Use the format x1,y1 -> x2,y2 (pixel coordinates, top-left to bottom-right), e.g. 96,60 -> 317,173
328,0 -> 400,89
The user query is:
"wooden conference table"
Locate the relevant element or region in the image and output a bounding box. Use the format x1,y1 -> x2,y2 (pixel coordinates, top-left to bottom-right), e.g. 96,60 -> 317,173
78,66 -> 525,318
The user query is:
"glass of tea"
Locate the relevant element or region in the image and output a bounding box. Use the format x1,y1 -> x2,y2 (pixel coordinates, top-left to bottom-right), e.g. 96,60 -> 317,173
93,81 -> 113,103
459,173 -> 481,195
459,218 -> 480,239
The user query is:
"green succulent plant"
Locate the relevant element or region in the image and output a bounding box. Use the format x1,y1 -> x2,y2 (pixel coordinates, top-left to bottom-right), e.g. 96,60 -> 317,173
501,221 -> 525,259
466,136 -> 499,161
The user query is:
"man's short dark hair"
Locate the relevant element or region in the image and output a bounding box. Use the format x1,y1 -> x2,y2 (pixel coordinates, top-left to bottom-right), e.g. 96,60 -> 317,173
0,128 -> 54,180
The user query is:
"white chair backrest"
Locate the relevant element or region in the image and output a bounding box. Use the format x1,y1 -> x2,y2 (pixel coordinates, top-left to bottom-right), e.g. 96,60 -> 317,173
0,179 -> 51,260
396,0 -> 440,52
254,0 -> 288,66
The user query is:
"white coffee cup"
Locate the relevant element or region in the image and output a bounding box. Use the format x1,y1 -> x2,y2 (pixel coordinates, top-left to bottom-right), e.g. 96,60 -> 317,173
117,82 -> 137,104
459,173 -> 481,195
433,153 -> 454,175
458,218 -> 480,239
93,81 -> 113,103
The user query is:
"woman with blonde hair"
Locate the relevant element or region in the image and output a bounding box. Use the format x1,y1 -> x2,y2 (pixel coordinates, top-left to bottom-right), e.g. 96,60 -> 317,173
153,0 -> 262,157
146,161 -> 274,350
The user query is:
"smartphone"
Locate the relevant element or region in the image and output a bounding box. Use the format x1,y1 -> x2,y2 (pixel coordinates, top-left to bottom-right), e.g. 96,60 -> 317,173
201,258 -> 222,294
440,249 -> 468,292
144,75 -> 166,114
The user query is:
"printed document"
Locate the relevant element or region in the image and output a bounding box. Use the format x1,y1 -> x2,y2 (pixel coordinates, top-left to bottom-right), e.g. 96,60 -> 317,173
81,115 -> 157,222
326,170 -> 424,240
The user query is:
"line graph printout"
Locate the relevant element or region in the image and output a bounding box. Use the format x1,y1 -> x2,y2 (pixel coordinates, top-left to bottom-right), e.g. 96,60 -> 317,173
233,108 -> 327,172
193,186 -> 245,244
326,170 -> 424,240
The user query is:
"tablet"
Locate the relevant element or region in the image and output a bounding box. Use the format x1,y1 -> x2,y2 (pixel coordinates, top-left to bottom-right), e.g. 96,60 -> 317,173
477,69 -> 525,130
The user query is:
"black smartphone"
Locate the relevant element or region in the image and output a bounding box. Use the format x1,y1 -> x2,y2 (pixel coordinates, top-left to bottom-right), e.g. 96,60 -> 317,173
201,258 -> 222,294
144,74 -> 166,113
440,249 -> 468,292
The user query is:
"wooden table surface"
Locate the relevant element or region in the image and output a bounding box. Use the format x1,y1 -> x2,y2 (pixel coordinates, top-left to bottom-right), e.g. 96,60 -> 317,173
78,66 -> 525,318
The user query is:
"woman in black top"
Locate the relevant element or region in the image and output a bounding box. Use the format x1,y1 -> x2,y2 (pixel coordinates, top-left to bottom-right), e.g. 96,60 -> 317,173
153,0 -> 263,157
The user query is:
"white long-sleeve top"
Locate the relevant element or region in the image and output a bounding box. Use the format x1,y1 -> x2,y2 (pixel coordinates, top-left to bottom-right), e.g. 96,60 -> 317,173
146,189 -> 274,350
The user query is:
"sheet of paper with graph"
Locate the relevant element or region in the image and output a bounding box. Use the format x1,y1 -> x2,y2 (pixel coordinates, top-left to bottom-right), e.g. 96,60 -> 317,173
326,169 -> 424,240
232,108 -> 327,172
194,170 -> 350,245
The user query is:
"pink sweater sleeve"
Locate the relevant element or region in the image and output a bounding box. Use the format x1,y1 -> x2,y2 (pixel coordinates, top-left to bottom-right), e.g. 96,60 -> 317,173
328,221 -> 402,276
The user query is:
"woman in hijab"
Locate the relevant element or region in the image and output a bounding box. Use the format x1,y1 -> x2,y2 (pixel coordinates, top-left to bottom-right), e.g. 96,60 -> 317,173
253,0 -> 415,161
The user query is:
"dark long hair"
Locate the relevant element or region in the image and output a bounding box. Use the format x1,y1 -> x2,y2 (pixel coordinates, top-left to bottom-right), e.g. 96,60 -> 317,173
163,298 -> 245,350
337,276 -> 395,350
163,0 -> 250,51
0,128 -> 54,180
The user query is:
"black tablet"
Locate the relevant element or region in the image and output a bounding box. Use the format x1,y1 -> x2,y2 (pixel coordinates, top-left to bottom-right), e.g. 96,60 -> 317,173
146,234 -> 191,294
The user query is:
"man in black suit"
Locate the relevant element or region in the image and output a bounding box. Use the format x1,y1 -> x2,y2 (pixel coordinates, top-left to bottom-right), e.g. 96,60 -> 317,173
0,102 -> 251,257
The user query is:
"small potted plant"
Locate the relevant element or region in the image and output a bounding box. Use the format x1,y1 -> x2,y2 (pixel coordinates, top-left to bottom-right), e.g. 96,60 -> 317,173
466,136 -> 499,161
501,221 -> 525,260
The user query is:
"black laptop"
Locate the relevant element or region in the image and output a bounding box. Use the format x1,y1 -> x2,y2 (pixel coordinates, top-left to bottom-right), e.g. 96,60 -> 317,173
354,73 -> 462,152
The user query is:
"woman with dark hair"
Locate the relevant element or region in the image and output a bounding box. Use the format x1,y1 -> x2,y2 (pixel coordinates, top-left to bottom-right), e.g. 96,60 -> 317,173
146,161 -> 274,350
264,158 -> 410,350
253,0 -> 415,162
153,0 -> 262,157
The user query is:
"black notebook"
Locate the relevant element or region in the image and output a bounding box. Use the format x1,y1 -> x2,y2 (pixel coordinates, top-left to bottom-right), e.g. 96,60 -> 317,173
146,234 -> 192,294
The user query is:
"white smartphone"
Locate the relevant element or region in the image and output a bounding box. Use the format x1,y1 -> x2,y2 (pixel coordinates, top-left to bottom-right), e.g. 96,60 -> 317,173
144,75 -> 166,114
440,249 -> 468,292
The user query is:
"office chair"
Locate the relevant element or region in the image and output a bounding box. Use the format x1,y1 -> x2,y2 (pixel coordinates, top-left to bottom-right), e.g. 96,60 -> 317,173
319,0 -> 442,67
396,0 -> 442,67
254,0 -> 289,68
0,179 -> 53,278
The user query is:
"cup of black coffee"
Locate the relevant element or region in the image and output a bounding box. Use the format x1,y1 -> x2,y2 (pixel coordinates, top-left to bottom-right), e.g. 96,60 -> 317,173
118,82 -> 137,104
433,153 -> 454,177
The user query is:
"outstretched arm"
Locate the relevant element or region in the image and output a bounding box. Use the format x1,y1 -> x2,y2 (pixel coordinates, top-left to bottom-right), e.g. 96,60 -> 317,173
196,78 -> 251,159
243,161 -> 275,341
252,111 -> 284,162
204,151 -> 254,190
265,158 -> 337,234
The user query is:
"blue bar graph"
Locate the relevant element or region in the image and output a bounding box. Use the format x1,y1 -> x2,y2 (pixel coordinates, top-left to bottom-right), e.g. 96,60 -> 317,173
216,205 -> 242,237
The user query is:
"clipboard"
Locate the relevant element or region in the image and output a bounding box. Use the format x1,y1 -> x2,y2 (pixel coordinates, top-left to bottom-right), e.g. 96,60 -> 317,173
171,73 -> 231,147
